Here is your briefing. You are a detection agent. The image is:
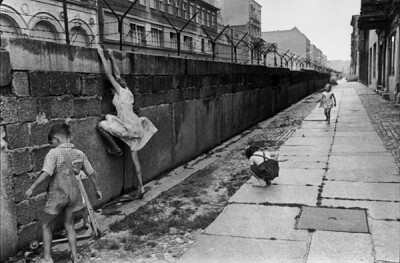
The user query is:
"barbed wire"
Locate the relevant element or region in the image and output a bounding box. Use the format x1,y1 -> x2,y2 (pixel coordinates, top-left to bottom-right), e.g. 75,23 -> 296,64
0,4 -> 328,70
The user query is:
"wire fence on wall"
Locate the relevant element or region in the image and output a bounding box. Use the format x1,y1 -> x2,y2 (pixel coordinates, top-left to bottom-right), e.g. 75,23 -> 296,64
0,0 -> 331,72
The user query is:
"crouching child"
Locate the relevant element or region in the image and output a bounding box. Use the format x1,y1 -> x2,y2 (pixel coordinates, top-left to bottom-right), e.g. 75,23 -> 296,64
25,124 -> 102,263
245,146 -> 288,186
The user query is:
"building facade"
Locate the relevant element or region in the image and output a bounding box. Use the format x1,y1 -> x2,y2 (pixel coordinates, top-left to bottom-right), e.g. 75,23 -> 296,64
358,0 -> 400,102
261,27 -> 329,70
0,0 -> 98,47
99,0 -> 225,60
261,27 -> 312,61
216,0 -> 261,39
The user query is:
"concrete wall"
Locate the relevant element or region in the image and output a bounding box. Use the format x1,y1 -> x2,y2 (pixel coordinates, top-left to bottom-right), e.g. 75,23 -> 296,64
0,37 -> 328,260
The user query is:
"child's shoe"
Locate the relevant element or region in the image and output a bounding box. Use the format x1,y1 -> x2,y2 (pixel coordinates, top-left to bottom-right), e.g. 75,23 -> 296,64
265,180 -> 272,185
258,179 -> 267,186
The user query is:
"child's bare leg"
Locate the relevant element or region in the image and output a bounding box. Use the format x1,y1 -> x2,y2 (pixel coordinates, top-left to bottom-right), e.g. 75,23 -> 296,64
327,109 -> 331,123
97,121 -> 122,155
131,151 -> 145,196
82,209 -> 89,228
65,212 -> 78,262
41,213 -> 57,262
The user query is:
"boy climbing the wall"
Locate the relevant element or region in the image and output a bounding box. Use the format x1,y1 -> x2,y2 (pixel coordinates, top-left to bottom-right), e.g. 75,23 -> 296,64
25,124 -> 102,263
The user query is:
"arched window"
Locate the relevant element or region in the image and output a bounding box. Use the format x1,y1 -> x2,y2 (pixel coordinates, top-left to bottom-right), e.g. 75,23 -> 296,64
31,20 -> 60,42
70,26 -> 90,46
0,14 -> 22,37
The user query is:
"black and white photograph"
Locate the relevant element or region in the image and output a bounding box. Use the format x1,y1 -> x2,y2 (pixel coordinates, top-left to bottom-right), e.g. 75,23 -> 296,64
0,0 -> 399,262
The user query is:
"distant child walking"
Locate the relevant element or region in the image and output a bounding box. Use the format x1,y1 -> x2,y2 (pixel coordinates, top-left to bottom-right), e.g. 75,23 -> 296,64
319,83 -> 336,124
245,146 -> 287,186
25,124 -> 102,263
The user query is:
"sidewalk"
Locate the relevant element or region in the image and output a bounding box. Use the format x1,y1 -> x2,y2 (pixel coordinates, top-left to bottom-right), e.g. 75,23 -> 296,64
178,82 -> 400,263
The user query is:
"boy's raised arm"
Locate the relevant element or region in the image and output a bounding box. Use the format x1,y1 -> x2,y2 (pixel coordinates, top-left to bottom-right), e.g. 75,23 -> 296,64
25,171 -> 50,198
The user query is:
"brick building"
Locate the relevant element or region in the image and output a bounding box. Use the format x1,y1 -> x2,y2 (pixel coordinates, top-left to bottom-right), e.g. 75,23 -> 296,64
357,0 -> 400,102
0,0 -> 98,46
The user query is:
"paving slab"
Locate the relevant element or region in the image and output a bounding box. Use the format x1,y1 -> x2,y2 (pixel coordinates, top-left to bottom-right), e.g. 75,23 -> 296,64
205,204 -> 309,241
322,181 -> 400,201
333,136 -> 383,145
337,117 -> 371,123
329,155 -> 398,169
335,126 -> 376,132
272,169 -> 325,186
370,220 -> 400,263
334,131 -> 378,137
321,199 -> 400,220
306,231 -> 373,263
331,143 -> 388,153
296,207 -> 369,233
178,235 -> 309,263
279,145 -> 331,156
300,122 -> 337,130
283,137 -> 333,146
336,122 -> 375,128
230,183 -> 318,206
291,130 -> 335,137
279,159 -> 327,169
326,168 -> 400,183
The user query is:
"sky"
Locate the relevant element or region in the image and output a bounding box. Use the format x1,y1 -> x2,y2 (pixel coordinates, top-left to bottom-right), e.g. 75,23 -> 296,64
257,0 -> 361,61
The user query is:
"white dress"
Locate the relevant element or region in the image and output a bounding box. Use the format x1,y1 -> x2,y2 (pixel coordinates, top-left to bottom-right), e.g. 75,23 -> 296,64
321,91 -> 334,109
101,88 -> 158,151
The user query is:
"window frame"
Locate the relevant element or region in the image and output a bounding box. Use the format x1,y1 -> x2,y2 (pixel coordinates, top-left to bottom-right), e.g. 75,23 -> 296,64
388,33 -> 396,76
129,23 -> 146,45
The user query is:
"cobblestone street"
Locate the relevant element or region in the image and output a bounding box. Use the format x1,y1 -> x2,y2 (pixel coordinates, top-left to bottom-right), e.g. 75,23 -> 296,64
355,85 -> 400,168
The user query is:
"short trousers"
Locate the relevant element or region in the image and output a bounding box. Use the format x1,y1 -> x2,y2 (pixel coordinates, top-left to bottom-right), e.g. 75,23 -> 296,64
43,192 -> 84,215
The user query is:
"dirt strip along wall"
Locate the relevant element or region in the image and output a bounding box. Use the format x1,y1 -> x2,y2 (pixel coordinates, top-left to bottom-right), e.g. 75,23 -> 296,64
0,37 -> 329,258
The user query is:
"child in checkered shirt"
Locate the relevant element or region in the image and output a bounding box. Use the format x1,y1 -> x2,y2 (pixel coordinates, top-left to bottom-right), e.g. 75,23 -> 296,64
25,124 -> 102,263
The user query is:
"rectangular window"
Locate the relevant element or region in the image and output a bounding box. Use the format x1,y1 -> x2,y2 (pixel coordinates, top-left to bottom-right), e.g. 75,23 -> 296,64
151,28 -> 163,47
189,4 -> 194,19
139,0 -> 146,6
168,0 -> 173,14
196,5 -> 201,23
201,38 -> 205,53
170,32 -> 177,49
207,40 -> 212,53
369,47 -> 372,84
149,0 -> 155,8
207,11 -> 211,27
373,43 -> 376,78
183,1 -> 188,19
183,35 -> 193,51
175,0 -> 181,17
202,9 -> 206,25
388,34 -> 396,76
157,0 -> 164,11
130,24 -> 146,45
